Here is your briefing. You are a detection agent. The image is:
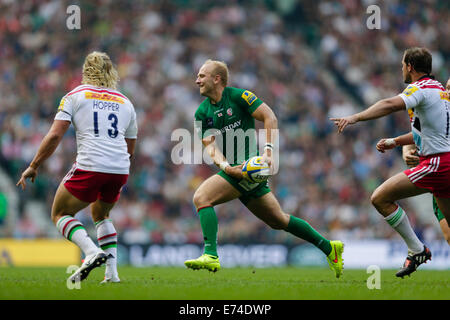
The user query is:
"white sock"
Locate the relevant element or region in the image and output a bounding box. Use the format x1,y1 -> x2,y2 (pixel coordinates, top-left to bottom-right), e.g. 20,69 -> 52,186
95,218 -> 118,278
384,206 -> 424,254
56,215 -> 99,256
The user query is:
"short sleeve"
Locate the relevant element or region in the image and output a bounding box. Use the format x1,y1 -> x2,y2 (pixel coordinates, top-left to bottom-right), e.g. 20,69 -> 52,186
230,88 -> 263,114
398,85 -> 425,110
194,109 -> 209,139
54,94 -> 74,122
125,106 -> 138,139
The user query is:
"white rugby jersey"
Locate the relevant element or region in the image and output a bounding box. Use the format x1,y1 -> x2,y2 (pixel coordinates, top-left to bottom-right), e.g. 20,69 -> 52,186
55,84 -> 138,174
398,76 -> 450,156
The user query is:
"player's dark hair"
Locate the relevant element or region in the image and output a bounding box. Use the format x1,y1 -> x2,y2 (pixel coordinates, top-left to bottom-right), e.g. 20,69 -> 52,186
403,47 -> 432,75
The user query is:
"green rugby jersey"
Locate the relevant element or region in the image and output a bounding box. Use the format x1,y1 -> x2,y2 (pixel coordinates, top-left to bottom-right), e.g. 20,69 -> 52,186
195,87 -> 263,164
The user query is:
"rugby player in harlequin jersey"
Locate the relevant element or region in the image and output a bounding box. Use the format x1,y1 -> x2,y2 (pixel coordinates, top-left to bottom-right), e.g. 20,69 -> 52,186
17,52 -> 137,284
184,59 -> 344,278
401,78 -> 450,246
331,47 -> 450,277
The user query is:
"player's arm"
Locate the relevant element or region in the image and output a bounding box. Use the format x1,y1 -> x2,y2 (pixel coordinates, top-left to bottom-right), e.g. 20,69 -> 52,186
376,132 -> 415,153
330,96 -> 406,133
16,120 -> 71,190
202,135 -> 243,180
125,106 -> 138,159
402,143 -> 420,167
125,138 -> 137,159
251,103 -> 278,167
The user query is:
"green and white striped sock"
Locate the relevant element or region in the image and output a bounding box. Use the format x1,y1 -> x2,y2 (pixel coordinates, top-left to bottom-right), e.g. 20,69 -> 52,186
95,218 -> 118,277
56,215 -> 99,256
384,206 -> 423,254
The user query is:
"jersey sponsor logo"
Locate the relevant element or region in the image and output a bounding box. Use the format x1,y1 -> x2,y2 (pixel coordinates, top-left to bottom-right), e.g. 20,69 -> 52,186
219,120 -> 242,134
402,85 -> 418,97
241,90 -> 257,106
85,92 -> 125,104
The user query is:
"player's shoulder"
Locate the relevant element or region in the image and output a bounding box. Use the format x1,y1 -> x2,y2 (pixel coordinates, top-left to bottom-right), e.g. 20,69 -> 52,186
198,98 -> 211,109
226,86 -> 246,97
411,77 -> 444,91
227,86 -> 260,106
66,84 -> 132,101
196,98 -> 210,112
401,77 -> 444,99
65,84 -> 96,97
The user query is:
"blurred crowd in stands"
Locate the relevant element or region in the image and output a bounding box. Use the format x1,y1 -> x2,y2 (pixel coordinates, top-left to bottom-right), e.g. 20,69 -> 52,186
0,0 -> 449,245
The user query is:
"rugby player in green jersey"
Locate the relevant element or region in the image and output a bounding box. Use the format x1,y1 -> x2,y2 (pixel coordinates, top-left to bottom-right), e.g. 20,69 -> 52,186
184,59 -> 344,278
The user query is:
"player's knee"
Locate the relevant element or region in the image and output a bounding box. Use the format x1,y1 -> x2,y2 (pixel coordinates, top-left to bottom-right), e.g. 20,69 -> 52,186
266,213 -> 289,230
91,205 -> 110,222
193,190 -> 211,210
370,189 -> 385,211
266,220 -> 283,230
51,210 -> 69,225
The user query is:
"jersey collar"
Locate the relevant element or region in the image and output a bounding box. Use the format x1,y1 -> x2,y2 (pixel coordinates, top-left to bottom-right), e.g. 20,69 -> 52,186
417,74 -> 434,81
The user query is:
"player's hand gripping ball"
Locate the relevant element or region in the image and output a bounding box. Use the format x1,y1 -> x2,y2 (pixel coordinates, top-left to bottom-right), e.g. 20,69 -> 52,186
242,156 -> 271,183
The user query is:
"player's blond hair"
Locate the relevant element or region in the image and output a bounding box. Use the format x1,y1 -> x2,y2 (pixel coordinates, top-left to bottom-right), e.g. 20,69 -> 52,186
204,59 -> 229,87
82,51 -> 119,89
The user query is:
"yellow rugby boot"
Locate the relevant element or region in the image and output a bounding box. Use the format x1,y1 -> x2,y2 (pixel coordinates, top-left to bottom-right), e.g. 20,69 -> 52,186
184,254 -> 221,272
327,240 -> 344,278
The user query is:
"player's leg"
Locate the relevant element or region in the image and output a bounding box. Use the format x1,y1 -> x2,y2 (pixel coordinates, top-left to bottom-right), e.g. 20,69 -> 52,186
432,197 -> 450,245
91,172 -> 128,283
193,174 -> 242,257
52,182 -> 107,282
185,174 -> 241,271
244,192 -> 343,278
52,182 -> 99,255
370,172 -> 431,277
91,200 -> 120,283
439,219 -> 450,245
244,192 -> 332,252
371,172 -> 428,251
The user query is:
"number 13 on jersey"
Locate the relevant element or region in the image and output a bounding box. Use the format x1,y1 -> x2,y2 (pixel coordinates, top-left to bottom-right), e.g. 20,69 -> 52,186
93,111 -> 119,138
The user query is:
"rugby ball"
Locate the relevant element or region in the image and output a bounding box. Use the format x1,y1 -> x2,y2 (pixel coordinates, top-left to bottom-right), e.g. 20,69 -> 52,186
242,156 -> 271,183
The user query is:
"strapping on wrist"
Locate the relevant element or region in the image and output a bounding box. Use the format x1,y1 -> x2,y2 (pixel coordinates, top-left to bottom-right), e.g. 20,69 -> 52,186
219,161 -> 230,171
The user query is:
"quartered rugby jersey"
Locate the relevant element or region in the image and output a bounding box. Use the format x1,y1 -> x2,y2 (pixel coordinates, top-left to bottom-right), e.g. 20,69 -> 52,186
399,76 -> 450,156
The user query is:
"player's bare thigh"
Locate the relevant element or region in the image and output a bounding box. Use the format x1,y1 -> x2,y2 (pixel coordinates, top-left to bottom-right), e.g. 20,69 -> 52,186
51,182 -> 90,224
245,192 -> 290,230
371,172 -> 428,216
91,199 -> 115,223
193,174 -> 241,209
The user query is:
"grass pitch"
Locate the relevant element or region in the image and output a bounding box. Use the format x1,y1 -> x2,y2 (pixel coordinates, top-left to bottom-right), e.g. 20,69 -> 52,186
1,266 -> 449,300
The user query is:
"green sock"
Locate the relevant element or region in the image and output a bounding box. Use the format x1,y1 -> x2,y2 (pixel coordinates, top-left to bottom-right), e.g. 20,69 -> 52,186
198,206 -> 218,257
286,215 -> 332,255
